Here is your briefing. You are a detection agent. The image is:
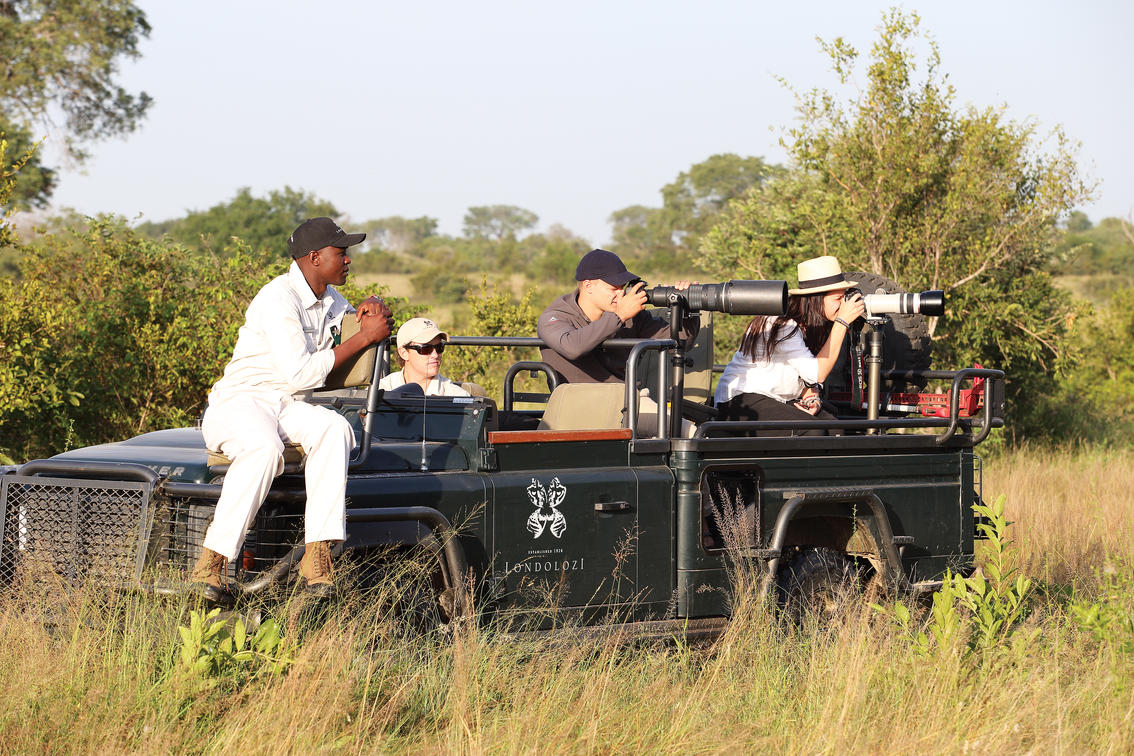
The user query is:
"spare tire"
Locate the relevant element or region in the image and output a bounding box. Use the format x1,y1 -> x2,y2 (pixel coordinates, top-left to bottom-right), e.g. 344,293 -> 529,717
828,271 -> 933,397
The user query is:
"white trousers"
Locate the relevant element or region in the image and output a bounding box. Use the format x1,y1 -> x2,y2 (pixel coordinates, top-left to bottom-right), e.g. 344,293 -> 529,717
200,394 -> 354,561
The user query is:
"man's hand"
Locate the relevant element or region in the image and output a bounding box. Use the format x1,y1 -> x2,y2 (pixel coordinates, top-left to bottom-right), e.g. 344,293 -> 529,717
354,296 -> 394,345
358,310 -> 393,346
356,295 -> 391,321
669,280 -> 695,291
612,282 -> 648,322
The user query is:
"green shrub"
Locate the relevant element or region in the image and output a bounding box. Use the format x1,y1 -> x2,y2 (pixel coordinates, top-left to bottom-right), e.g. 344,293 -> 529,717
178,608 -> 295,682
1070,558 -> 1134,657
877,494 -> 1036,658
444,278 -> 541,398
0,220 -> 284,459
0,217 -> 421,461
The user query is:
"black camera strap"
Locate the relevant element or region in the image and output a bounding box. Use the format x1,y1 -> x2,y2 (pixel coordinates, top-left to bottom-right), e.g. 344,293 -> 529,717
848,325 -> 865,410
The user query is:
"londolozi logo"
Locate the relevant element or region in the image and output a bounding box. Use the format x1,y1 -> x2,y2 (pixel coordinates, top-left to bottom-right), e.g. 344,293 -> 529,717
526,477 -> 567,539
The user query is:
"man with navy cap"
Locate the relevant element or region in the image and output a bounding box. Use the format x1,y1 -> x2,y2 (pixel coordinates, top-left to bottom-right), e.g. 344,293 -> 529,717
190,217 -> 393,603
537,248 -> 697,384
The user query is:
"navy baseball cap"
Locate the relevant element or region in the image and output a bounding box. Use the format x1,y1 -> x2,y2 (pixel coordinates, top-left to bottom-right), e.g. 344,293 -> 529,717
574,249 -> 639,287
288,217 -> 366,259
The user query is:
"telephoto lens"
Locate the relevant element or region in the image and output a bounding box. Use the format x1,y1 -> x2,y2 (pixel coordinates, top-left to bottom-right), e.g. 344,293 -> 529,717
645,280 -> 787,316
847,287 -> 945,317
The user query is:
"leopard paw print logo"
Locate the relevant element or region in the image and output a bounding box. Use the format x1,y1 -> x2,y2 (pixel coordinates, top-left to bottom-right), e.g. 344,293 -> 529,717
526,477 -> 567,539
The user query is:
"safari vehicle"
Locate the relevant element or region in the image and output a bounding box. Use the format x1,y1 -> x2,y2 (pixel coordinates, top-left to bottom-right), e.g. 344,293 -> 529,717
0,277 -> 1003,635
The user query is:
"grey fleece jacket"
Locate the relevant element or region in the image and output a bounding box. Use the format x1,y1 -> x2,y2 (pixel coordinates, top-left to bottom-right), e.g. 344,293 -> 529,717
536,291 -> 699,384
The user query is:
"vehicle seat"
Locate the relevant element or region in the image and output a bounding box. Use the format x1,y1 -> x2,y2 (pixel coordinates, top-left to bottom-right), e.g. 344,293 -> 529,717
318,315 -> 377,391
460,381 -> 488,397
537,383 -> 626,431
206,443 -> 307,474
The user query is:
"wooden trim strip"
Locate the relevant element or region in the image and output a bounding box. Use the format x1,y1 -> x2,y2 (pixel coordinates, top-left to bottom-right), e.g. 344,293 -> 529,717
488,428 -> 633,444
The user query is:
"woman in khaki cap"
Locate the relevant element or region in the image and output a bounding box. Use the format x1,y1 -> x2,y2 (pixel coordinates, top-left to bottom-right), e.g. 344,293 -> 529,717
713,256 -> 865,435
379,317 -> 470,397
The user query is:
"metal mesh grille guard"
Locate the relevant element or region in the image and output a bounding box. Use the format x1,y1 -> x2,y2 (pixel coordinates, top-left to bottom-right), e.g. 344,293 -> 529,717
0,478 -> 305,590
149,497 -> 302,584
0,475 -> 155,587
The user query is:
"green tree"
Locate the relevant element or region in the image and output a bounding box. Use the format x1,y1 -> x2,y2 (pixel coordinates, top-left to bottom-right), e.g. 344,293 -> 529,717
700,9 -> 1094,442
608,204 -> 669,264
411,256 -> 471,304
1,134 -> 25,248
462,205 -> 539,241
1051,214 -> 1134,283
661,153 -> 776,240
350,215 -> 439,275
0,0 -> 152,181
609,154 -> 774,273
0,116 -> 55,209
0,130 -> 38,281
1065,210 -> 1092,233
1055,287 -> 1134,443
363,215 -> 438,254
521,223 -> 591,283
136,186 -> 340,257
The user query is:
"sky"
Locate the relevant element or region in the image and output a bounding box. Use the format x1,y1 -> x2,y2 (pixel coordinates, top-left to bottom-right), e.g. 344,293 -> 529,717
39,0 -> 1134,247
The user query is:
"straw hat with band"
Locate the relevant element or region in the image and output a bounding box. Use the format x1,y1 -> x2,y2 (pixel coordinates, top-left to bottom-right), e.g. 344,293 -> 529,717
789,255 -> 857,295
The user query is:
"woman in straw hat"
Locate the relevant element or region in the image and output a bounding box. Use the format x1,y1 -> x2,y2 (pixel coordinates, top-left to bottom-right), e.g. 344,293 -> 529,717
713,255 -> 865,435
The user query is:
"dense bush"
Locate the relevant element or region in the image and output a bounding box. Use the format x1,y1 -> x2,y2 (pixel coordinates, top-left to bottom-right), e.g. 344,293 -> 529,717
443,279 -> 541,399
411,265 -> 471,303
0,220 -> 286,459
0,218 -> 414,462
1053,287 -> 1134,443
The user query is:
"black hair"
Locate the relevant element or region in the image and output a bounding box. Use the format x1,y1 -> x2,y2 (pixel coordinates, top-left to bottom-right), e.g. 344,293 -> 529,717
738,291 -> 832,361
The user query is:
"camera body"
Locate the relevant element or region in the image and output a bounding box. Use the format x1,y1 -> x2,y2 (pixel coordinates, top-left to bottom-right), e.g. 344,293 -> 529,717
641,280 -> 787,316
845,286 -> 945,318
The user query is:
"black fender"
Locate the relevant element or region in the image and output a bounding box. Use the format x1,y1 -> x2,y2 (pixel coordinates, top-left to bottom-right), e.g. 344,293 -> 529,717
765,487 -> 909,594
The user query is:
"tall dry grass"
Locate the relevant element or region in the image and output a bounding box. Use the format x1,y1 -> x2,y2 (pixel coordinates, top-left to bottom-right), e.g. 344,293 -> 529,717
985,446 -> 1134,584
0,447 -> 1131,754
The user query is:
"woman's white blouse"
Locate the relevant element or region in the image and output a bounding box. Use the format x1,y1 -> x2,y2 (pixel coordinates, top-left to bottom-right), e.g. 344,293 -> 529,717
713,319 -> 820,405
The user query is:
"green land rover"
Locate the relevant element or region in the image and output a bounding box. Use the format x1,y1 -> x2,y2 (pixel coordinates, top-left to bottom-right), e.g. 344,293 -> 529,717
0,278 -> 1003,637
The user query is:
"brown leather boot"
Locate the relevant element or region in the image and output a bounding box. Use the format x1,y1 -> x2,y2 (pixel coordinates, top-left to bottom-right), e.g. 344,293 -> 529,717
298,541 -> 338,599
189,547 -> 233,605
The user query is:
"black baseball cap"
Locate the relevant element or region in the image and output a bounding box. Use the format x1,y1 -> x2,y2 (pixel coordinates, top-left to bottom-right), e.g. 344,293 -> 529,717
574,249 -> 639,287
288,217 -> 366,259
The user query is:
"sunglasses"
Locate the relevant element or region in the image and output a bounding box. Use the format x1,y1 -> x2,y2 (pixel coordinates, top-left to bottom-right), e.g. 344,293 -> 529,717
404,342 -> 445,355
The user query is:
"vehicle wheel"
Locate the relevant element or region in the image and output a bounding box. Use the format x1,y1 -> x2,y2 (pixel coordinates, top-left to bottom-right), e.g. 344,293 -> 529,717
828,271 -> 934,397
775,547 -> 864,624
345,548 -> 454,635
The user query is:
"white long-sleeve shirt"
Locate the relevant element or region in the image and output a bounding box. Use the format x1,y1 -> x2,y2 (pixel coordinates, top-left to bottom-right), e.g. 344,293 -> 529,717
208,262 -> 353,404
713,319 -> 820,405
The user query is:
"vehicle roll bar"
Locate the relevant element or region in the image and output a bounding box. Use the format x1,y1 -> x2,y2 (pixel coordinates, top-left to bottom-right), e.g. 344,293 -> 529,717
695,368 -> 1004,445
623,339 -> 679,437
503,362 -> 560,411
